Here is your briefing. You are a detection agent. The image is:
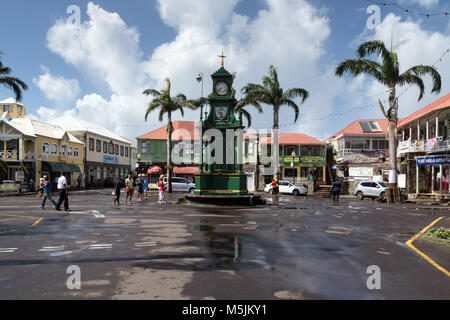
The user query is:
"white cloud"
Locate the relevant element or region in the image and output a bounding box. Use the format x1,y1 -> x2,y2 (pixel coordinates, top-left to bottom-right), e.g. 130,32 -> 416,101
42,0 -> 342,140
33,66 -> 80,106
398,0 -> 439,8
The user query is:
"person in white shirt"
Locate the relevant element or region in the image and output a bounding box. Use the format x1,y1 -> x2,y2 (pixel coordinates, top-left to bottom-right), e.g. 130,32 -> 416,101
56,174 -> 70,212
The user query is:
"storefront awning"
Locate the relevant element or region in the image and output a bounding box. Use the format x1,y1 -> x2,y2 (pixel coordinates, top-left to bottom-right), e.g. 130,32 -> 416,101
41,161 -> 81,173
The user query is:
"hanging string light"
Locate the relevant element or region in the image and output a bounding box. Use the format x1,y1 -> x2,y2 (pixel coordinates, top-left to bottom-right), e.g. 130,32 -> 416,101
366,0 -> 449,18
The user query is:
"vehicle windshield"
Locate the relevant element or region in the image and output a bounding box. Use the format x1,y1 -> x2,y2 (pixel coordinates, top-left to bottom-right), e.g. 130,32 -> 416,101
378,182 -> 387,187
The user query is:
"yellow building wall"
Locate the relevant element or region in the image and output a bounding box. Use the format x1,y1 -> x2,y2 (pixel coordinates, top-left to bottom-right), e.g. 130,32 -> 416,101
3,104 -> 26,119
35,135 -> 84,188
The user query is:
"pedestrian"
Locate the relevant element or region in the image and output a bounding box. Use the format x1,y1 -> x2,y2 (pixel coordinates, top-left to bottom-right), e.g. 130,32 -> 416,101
36,177 -> 45,198
330,178 -> 342,204
136,174 -> 144,202
125,173 -> 134,205
271,176 -> 279,195
55,174 -> 70,212
158,175 -> 167,204
40,175 -> 57,209
28,178 -> 35,192
142,174 -> 149,200
113,177 -> 123,206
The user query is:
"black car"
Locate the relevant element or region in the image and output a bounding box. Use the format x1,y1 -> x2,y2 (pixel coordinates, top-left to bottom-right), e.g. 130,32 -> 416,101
103,178 -> 115,188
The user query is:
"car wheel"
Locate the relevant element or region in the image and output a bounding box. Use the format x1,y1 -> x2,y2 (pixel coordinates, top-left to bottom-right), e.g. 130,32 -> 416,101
293,190 -> 300,196
189,188 -> 195,194
356,191 -> 364,200
380,192 -> 385,199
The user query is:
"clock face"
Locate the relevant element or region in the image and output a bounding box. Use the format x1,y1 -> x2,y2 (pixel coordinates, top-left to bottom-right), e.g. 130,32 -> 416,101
215,106 -> 228,120
215,82 -> 228,95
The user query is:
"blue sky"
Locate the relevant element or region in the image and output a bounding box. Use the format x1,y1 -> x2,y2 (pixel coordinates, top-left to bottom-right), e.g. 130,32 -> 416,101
1,0 -> 449,139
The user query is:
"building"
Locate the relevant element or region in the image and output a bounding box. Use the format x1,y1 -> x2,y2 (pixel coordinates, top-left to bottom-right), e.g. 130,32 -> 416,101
49,115 -> 132,187
0,99 -> 84,191
397,93 -> 450,197
259,133 -> 328,185
137,121 -> 260,189
122,136 -> 138,173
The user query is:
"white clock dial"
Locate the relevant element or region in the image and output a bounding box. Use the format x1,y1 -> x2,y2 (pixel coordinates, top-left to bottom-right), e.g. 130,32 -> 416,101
215,82 -> 228,95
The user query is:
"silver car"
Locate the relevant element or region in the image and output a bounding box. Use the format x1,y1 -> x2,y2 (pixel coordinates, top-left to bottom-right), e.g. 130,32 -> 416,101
163,177 -> 195,193
354,181 -> 387,200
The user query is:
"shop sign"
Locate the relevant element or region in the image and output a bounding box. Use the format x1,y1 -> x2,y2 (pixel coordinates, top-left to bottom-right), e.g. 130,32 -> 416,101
416,155 -> 450,166
349,167 -> 374,177
103,155 -> 119,164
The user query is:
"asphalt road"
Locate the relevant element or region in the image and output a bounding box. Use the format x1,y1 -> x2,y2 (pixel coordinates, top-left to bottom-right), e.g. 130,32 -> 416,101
0,189 -> 449,300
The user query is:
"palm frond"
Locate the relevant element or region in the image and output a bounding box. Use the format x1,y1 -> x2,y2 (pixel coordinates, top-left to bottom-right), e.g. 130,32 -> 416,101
283,88 -> 309,103
398,73 -> 425,100
402,65 -> 441,94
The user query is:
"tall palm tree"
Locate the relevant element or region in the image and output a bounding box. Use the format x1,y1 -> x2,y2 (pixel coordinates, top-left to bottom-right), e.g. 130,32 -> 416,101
0,55 -> 28,102
336,40 -> 441,194
241,65 -> 309,177
143,78 -> 197,193
232,88 -> 263,128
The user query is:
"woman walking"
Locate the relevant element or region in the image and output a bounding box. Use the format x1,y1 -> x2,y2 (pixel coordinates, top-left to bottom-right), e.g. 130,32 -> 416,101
158,175 -> 166,204
113,177 -> 123,206
136,174 -> 144,202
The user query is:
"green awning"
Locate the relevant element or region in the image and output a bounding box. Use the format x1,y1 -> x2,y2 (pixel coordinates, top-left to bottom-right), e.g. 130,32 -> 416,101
41,161 -> 81,173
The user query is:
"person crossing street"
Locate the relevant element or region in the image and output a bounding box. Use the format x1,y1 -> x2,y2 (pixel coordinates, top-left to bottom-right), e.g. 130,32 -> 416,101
55,174 -> 70,212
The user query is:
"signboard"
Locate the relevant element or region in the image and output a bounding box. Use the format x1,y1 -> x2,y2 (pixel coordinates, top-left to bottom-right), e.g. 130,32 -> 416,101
103,155 -> 119,164
15,171 -> 24,182
349,167 -> 373,177
413,140 -> 425,152
398,174 -> 406,188
427,138 -> 437,151
398,140 -> 411,154
417,155 -> 450,166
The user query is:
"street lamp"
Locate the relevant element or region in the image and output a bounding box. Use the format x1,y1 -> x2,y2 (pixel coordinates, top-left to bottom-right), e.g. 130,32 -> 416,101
196,73 -> 204,172
291,151 -> 297,184
196,73 -> 204,120
137,153 -> 142,173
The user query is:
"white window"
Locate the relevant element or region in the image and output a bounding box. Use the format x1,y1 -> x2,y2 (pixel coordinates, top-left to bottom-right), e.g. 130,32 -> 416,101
42,142 -> 50,154
51,144 -> 58,155
68,147 -> 73,157
97,167 -> 101,179
74,148 -> 79,158
17,106 -> 22,115
60,145 -> 67,156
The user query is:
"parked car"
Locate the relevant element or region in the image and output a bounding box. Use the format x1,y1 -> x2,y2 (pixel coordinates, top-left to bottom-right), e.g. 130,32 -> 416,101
163,177 -> 195,193
264,180 -> 308,196
354,181 -> 387,200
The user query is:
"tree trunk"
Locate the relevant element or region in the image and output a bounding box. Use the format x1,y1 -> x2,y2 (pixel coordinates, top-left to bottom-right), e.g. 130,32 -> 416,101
273,106 -> 280,179
167,112 -> 173,194
388,86 -> 398,189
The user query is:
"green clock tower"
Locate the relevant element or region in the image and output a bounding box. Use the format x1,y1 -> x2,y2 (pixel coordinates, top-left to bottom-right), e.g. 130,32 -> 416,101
194,53 -> 248,196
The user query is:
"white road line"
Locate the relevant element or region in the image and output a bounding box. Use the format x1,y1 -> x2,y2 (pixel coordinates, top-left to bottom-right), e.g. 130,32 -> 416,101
88,244 -> 112,250
0,218 -> 17,222
38,246 -> 65,252
91,210 -> 105,219
134,242 -> 157,247
0,248 -> 18,253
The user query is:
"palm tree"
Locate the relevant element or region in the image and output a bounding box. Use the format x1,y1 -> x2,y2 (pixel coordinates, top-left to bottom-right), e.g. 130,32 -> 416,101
241,65 -> 309,177
336,40 -> 441,195
0,54 -> 28,102
143,78 -> 197,193
232,88 -> 263,128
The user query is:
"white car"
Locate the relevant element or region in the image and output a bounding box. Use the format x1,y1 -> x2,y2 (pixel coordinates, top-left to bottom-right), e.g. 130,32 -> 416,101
163,177 -> 195,193
264,181 -> 308,196
354,181 -> 387,200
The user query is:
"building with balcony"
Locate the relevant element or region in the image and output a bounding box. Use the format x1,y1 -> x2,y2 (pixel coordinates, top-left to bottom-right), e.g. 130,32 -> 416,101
0,99 -> 84,191
397,93 -> 450,196
328,119 -> 390,194
49,115 -> 132,187
259,133 -> 328,185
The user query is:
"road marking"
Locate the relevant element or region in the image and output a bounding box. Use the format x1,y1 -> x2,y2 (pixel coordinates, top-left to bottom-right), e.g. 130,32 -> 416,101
134,242 -> 157,247
39,246 -> 65,252
405,217 -> 450,278
31,217 -> 44,228
91,210 -> 105,219
0,248 -> 18,253
88,244 -> 112,250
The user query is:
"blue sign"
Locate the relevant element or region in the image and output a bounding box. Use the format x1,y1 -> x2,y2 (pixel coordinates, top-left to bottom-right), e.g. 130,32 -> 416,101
103,155 -> 119,164
416,155 -> 450,166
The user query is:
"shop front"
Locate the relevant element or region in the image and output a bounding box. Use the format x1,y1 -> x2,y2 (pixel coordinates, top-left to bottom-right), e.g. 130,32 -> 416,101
41,161 -> 82,190
415,155 -> 450,195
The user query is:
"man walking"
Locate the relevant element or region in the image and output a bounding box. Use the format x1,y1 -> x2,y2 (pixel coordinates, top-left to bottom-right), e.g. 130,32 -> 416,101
330,178 -> 342,204
40,175 -> 57,209
125,173 -> 134,205
56,174 -> 70,212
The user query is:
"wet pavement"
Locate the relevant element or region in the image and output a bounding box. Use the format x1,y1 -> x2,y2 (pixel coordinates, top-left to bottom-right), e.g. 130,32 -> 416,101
0,189 -> 449,299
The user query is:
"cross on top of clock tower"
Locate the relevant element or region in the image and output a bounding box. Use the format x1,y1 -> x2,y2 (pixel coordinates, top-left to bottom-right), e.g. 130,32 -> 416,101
218,51 -> 226,68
